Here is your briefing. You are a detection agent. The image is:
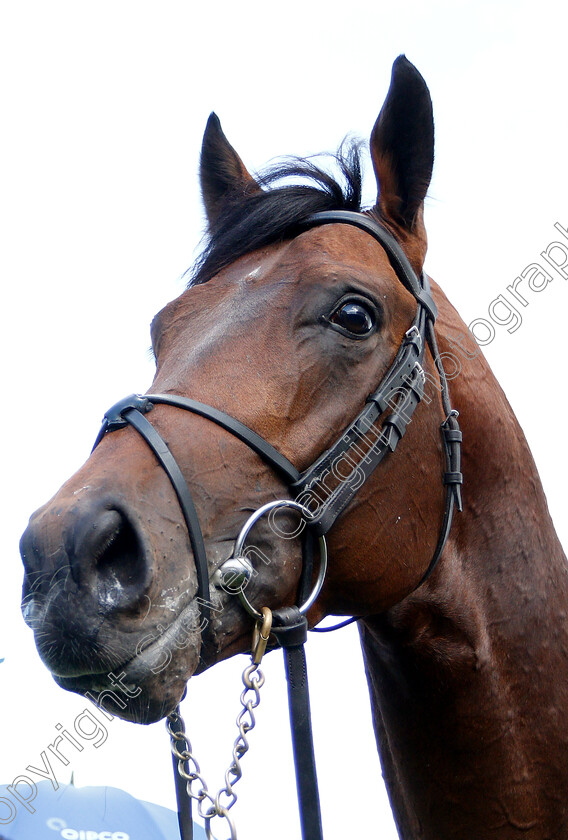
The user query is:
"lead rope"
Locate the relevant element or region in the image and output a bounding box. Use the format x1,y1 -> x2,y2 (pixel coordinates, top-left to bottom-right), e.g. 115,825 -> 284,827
167,608 -> 272,840
270,606 -> 324,840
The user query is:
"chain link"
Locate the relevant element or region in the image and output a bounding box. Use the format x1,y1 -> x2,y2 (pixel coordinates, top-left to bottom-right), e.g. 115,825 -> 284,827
166,608 -> 271,840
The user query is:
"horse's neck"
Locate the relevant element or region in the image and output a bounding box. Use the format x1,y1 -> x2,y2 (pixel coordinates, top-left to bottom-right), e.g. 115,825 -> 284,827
360,336 -> 568,839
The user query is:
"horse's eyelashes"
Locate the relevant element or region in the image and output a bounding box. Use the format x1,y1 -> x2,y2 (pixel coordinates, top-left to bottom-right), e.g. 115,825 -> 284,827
326,295 -> 378,339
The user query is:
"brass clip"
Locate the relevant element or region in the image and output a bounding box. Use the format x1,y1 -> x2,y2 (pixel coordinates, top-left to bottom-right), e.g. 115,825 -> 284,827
252,607 -> 272,665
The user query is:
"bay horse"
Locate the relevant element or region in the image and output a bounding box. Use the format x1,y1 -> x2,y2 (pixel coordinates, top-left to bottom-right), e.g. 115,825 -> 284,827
20,56 -> 568,839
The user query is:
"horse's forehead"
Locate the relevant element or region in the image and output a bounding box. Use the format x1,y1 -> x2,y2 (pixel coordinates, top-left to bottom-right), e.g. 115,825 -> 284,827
156,223 -> 397,332
281,224 -> 397,279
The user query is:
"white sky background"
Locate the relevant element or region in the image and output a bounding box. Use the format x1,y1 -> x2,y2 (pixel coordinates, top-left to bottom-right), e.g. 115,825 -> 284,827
1,2 -> 568,838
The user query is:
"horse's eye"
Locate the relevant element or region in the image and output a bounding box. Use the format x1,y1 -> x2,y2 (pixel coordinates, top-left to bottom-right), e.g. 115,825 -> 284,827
328,298 -> 377,338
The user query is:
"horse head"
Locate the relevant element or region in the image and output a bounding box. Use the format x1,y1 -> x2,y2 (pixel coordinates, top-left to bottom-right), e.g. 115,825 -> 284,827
21,56 -> 449,724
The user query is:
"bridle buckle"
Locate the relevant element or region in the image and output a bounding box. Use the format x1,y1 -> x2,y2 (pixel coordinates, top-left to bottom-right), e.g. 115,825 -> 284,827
404,324 -> 422,352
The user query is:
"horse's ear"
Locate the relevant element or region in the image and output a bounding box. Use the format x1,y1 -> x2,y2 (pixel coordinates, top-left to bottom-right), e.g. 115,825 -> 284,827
200,113 -> 261,228
371,56 -> 434,231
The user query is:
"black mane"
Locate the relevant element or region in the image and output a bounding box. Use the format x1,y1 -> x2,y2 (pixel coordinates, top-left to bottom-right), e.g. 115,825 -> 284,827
190,141 -> 364,286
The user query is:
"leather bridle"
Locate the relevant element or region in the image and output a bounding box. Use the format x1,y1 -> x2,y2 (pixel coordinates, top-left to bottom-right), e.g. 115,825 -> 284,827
92,209 -> 463,840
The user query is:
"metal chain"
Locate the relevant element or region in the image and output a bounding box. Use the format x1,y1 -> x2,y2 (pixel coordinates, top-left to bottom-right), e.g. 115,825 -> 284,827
166,607 -> 272,840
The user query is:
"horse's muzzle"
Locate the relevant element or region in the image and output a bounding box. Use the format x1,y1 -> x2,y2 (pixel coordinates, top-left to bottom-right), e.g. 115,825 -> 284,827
21,496 -> 154,612
19,492 -> 163,676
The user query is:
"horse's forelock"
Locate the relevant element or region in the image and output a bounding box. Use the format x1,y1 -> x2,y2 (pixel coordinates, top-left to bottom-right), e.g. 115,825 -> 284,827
189,140 -> 364,287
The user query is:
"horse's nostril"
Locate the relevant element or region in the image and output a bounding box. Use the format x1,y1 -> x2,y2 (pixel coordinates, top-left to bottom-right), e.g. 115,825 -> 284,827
94,510 -> 142,590
71,507 -> 152,610
91,510 -> 147,606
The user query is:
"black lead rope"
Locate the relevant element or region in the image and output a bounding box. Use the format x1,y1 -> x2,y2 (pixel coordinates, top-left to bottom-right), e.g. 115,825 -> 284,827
271,608 -> 324,840
170,709 -> 194,840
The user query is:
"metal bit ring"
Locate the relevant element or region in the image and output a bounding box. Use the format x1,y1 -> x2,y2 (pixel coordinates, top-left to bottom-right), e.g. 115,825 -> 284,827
231,499 -> 327,619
